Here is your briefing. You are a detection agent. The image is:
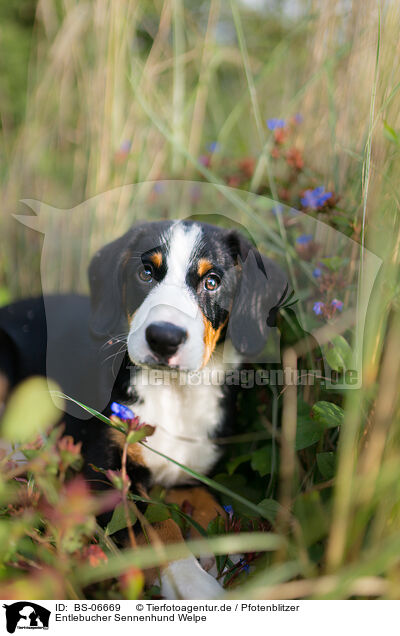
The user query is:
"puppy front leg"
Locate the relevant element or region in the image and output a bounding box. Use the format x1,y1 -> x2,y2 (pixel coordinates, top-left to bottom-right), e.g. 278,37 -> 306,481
136,517 -> 223,599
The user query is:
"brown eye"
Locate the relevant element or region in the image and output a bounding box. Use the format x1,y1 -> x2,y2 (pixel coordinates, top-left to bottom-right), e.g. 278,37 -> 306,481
204,273 -> 220,291
138,265 -> 153,283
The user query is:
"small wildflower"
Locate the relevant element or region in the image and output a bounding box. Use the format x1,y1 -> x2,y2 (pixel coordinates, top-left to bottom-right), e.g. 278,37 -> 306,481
294,113 -> 303,124
153,181 -> 165,194
238,157 -> 255,178
114,140 -> 131,163
286,147 -> 304,170
223,504 -> 234,517
274,128 -> 287,145
331,298 -> 344,311
296,234 -> 313,245
226,175 -> 241,188
267,118 -> 286,130
271,205 -> 283,216
313,301 -> 325,316
199,155 -> 211,167
301,186 -> 332,210
207,141 -> 220,153
110,402 -> 135,421
313,267 -> 322,278
81,544 -> 108,568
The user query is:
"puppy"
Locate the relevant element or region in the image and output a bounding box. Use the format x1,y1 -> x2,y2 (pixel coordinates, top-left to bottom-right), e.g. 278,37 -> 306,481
0,220 -> 289,598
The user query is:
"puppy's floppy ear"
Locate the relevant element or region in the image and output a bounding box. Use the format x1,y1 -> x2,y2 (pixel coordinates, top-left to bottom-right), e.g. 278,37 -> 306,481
226,231 -> 290,357
88,231 -> 133,339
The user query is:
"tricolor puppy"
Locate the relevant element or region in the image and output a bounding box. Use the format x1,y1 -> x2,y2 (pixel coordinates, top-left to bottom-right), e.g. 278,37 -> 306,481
0,219 -> 289,599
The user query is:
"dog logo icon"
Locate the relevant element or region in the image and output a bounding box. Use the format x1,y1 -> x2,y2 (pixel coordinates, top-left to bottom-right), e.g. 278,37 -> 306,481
3,602 -> 50,633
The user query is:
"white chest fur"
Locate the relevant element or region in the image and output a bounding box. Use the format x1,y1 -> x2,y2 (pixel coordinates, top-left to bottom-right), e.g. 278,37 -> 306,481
128,369 -> 224,487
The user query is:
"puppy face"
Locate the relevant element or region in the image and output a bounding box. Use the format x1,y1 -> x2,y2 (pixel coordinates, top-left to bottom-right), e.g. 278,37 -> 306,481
89,220 -> 288,371
125,222 -> 237,371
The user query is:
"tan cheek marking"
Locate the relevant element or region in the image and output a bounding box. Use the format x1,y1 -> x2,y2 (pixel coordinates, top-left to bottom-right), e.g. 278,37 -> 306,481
150,251 -> 163,268
197,258 -> 212,278
202,314 -> 228,367
109,428 -> 145,466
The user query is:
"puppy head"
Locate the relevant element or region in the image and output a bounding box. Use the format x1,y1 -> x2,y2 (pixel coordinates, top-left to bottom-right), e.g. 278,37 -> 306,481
88,220 -> 288,371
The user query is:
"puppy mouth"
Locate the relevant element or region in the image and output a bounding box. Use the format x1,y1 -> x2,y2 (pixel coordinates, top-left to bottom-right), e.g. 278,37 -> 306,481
132,353 -> 182,371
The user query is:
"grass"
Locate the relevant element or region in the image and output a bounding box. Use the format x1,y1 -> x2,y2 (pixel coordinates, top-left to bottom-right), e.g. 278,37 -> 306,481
1,0 -> 400,599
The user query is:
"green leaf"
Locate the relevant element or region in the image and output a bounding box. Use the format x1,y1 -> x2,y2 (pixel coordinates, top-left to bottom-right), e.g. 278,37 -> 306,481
320,256 -> 348,271
295,420 -> 324,450
1,377 -> 64,443
226,453 -> 252,475
145,502 -> 170,523
293,491 -> 329,546
257,498 -> 282,524
105,503 -> 137,536
126,425 -> 155,444
250,445 -> 273,477
317,452 -> 336,480
324,335 -> 352,371
312,401 -> 344,429
383,120 -> 400,145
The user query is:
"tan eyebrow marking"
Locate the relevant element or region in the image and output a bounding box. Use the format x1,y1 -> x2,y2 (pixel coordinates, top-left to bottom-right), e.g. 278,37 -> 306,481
150,251 -> 163,268
197,258 -> 212,278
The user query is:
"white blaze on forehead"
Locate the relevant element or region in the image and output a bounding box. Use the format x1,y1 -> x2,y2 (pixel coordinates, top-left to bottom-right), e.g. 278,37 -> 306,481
127,222 -> 205,370
165,222 -> 202,285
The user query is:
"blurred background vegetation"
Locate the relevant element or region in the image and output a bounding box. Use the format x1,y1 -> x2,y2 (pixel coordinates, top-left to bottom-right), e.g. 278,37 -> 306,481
1,0 -> 400,600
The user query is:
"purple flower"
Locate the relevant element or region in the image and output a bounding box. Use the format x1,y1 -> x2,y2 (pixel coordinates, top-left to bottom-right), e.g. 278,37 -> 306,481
207,141 -> 220,153
267,118 -> 286,130
110,402 -> 134,421
331,298 -> 344,311
223,505 -> 234,517
240,559 -> 250,574
119,140 -> 131,152
301,186 -> 332,209
296,234 -> 313,245
313,267 -> 322,278
294,113 -> 303,124
153,181 -> 165,193
313,301 -> 324,316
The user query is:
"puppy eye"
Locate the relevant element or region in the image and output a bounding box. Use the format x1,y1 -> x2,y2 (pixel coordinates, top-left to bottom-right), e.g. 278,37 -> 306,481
138,264 -> 153,283
204,273 -> 220,292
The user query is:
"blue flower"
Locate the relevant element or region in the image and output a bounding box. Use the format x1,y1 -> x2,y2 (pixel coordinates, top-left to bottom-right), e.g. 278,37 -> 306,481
207,141 -> 220,153
301,186 -> 332,209
313,267 -> 322,278
331,298 -> 344,311
153,181 -> 165,193
223,505 -> 234,516
271,205 -> 283,216
313,301 -> 324,316
296,234 -> 313,245
110,402 -> 134,421
267,118 -> 286,130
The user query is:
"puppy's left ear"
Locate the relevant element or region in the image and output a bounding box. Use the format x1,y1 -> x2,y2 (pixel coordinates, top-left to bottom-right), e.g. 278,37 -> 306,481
88,231 -> 132,339
226,231 -> 290,358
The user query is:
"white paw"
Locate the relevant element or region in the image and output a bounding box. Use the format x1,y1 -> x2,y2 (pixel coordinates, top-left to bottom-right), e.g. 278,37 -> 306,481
160,556 -> 224,599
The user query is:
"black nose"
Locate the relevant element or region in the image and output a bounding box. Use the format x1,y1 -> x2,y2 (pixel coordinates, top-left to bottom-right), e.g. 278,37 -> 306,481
145,321 -> 187,359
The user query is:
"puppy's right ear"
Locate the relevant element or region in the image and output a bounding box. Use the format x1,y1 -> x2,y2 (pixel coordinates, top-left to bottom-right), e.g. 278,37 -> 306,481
88,232 -> 132,339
